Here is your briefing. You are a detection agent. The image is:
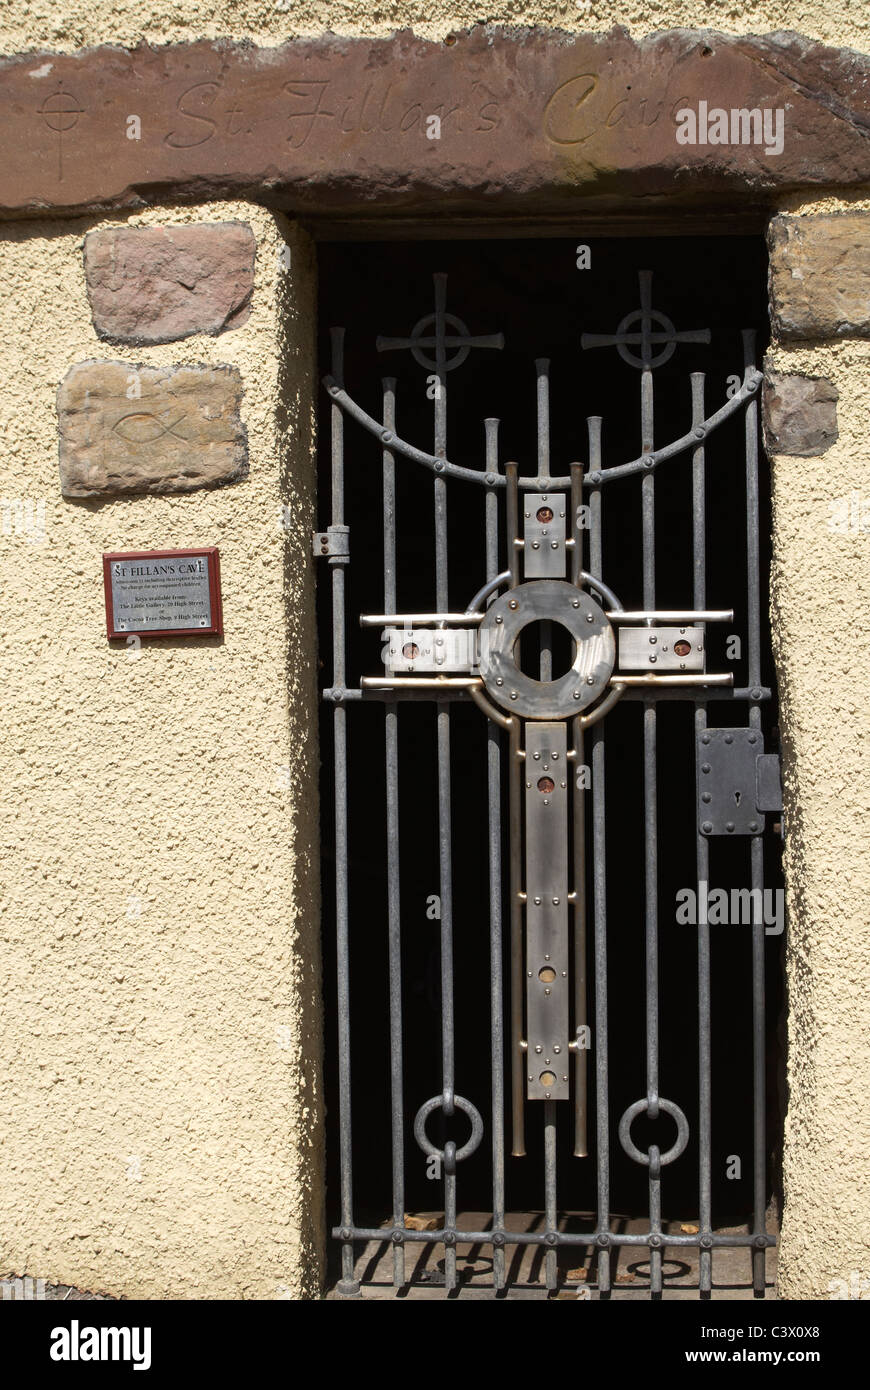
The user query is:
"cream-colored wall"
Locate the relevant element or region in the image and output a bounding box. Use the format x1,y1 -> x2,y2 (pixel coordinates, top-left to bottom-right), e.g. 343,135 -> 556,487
0,0 -> 868,54
766,196 -> 870,1301
0,201 -> 323,1299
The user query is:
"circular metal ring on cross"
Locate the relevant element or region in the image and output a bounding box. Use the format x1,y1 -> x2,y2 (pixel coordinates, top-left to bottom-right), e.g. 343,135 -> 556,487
413,1093 -> 484,1164
477,579 -> 616,719
618,1096 -> 690,1167
406,312 -> 474,373
614,307 -> 679,370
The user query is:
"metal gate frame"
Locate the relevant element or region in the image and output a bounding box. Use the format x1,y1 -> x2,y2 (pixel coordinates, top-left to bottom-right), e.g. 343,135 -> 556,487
317,263 -> 780,1299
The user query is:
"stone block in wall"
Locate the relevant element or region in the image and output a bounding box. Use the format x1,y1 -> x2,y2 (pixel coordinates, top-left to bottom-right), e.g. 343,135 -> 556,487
768,213 -> 870,340
57,361 -> 247,497
762,368 -> 839,457
83,223 -> 256,345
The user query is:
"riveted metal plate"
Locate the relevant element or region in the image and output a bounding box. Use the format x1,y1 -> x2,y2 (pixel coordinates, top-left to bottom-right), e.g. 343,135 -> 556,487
524,721 -> 570,1101
478,580 -> 615,718
383,626 -> 476,674
697,727 -> 766,836
618,624 -> 705,672
523,492 -> 567,579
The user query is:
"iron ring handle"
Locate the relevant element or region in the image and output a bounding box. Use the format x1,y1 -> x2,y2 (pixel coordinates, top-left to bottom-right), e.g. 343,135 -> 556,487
413,1093 -> 484,1164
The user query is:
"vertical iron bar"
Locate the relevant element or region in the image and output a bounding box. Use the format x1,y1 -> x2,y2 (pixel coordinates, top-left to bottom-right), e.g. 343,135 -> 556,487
432,273 -> 457,1292
331,327 -> 358,1297
639,292 -> 662,1296
571,461 -> 588,1158
382,377 -> 405,1289
506,461 -> 525,1157
588,415 -> 610,1293
544,1101 -> 558,1292
537,357 -> 557,1291
536,358 -> 553,681
691,372 -> 712,1298
484,419 -> 507,1290
743,328 -> 767,1298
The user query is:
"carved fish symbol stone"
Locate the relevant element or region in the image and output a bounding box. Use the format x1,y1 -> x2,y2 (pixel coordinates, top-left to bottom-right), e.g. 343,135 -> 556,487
112,411 -> 189,443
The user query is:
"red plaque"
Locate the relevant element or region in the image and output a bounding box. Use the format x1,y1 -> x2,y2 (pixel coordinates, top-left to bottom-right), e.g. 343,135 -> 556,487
102,548 -> 223,640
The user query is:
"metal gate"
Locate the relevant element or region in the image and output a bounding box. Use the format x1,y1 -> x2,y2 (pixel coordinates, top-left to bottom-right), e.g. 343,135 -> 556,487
317,256 -> 781,1299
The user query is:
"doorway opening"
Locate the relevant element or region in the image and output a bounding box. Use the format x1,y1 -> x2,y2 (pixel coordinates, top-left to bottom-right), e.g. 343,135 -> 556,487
316,235 -> 783,1297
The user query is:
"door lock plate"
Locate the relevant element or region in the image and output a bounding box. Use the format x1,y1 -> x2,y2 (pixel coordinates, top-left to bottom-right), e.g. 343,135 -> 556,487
697,727 -> 767,836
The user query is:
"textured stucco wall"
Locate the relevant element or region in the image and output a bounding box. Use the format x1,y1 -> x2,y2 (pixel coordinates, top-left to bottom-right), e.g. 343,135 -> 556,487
766,198 -> 870,1301
0,201 -> 323,1299
0,0 -> 869,54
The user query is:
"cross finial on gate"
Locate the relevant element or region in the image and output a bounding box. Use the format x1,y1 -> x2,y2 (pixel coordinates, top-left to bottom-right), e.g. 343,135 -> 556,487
581,270 -> 710,370
376,272 -> 504,375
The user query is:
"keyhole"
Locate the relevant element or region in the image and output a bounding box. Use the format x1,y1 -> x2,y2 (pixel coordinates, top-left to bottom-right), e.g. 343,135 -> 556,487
734,790 -> 741,805
402,642 -> 420,660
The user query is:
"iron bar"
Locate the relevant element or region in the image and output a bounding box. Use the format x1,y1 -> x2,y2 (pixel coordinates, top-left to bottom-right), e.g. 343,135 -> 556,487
571,462 -> 588,1158
485,418 -> 507,1291
587,415 -> 611,1294
509,712 -> 525,1157
329,682 -> 770,704
744,328 -> 767,1299
691,371 -> 713,1299
334,1225 -> 775,1249
639,287 -> 662,1298
330,327 -> 358,1297
382,376 -> 405,1289
432,273 -> 457,1293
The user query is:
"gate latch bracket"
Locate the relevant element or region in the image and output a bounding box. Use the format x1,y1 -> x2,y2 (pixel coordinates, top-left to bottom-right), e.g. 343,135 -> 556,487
697,728 -> 782,836
313,525 -> 350,562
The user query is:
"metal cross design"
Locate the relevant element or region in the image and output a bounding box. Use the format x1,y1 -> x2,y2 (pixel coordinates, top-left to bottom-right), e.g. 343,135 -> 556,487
581,269 -> 711,370
376,271 -> 504,376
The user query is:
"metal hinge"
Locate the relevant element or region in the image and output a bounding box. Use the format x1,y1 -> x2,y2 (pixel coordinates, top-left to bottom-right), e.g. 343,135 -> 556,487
697,728 -> 782,836
312,524 -> 350,562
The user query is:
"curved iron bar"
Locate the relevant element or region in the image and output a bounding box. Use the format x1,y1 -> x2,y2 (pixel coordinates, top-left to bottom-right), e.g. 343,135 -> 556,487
322,370 -> 763,490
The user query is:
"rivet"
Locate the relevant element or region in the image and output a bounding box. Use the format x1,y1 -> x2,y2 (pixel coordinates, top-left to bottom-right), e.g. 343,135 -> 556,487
533,752 -> 541,760
552,897 -> 560,905
510,691 -> 518,700
495,615 -> 503,624
573,691 -> 582,700
544,987 -> 551,995
496,677 -> 504,686
649,655 -> 657,663
535,1044 -> 543,1054
551,752 -> 559,760
534,896 -> 542,906
572,599 -> 580,608
553,1046 -> 561,1054
649,635 -> 657,644
509,599 -> 519,610
531,542 -> 540,550
586,613 -> 594,623
701,734 -> 710,744
701,792 -> 711,803
724,734 -> 733,744
551,542 -> 559,550
749,821 -> 759,832
702,821 -> 712,833
748,733 -> 757,744
586,675 -> 595,685
543,798 -> 550,805
701,763 -> 710,774
726,821 -> 735,832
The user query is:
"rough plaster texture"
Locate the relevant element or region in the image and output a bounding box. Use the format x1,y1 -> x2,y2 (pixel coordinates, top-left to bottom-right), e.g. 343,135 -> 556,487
765,313 -> 870,1296
0,200 -> 323,1299
1,0 -> 870,52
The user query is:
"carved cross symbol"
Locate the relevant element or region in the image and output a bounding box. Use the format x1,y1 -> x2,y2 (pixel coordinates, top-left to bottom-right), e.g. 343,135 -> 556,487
377,272 -> 504,376
581,269 -> 710,370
